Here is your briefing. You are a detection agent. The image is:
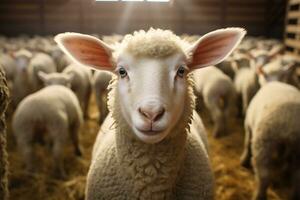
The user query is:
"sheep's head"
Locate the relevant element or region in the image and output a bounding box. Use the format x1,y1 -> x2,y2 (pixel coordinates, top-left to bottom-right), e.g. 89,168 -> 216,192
38,71 -> 73,88
13,49 -> 32,73
55,28 -> 245,144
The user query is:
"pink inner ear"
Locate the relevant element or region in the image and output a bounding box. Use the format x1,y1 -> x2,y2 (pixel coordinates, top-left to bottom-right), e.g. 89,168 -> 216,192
189,32 -> 240,68
62,37 -> 113,69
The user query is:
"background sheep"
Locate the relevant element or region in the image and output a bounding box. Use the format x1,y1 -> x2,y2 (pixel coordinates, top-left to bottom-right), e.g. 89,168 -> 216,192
55,27 -> 245,199
0,68 -> 9,200
49,46 -> 72,72
12,85 -> 83,178
27,52 -> 57,92
193,66 -> 237,137
215,57 -> 236,80
234,67 -> 260,116
257,56 -> 300,89
93,70 -> 113,124
241,82 -> 300,200
0,53 -> 17,89
63,63 -> 92,119
11,49 -> 33,107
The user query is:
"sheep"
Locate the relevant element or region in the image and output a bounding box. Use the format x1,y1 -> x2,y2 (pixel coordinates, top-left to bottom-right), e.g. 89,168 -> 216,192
249,45 -> 283,69
241,82 -> 300,200
215,51 -> 253,80
193,66 -> 237,137
257,55 -> 300,89
11,49 -> 33,107
50,46 -> 72,72
0,68 -> 9,200
234,67 -> 260,116
93,70 -> 113,124
37,65 -> 91,119
11,50 -> 57,106
0,53 -> 17,86
12,84 -> 83,178
27,52 -> 57,92
232,52 -> 258,115
55,27 -> 245,199
215,57 -> 236,80
63,63 -> 92,119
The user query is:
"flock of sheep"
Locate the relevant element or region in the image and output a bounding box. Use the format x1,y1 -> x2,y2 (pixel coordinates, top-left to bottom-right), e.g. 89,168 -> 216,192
0,27 -> 299,200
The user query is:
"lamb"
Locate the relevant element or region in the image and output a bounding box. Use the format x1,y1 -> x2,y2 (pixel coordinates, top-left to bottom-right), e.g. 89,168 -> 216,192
257,55 -> 300,89
0,53 -> 17,86
234,67 -> 260,116
215,57 -> 236,80
0,68 -> 10,200
50,46 -> 72,72
249,45 -> 283,69
11,49 -> 34,107
37,64 -> 92,118
93,70 -> 113,124
215,51 -> 253,80
12,84 -> 83,178
27,52 -> 57,92
193,66 -> 237,137
241,82 -> 300,200
55,27 -> 245,199
63,63 -> 92,118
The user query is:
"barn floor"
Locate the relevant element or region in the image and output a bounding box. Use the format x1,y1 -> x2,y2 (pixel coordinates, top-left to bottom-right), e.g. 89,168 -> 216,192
6,96 -> 286,200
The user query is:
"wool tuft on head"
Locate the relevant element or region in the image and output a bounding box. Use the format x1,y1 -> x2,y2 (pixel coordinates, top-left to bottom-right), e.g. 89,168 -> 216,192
117,28 -> 188,58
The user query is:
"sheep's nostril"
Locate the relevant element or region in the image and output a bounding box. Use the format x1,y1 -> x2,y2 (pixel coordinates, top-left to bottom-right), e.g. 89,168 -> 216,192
153,108 -> 165,121
138,107 -> 165,122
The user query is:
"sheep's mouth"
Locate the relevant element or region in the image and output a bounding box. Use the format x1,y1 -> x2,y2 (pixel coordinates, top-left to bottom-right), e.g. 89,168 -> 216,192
137,128 -> 164,136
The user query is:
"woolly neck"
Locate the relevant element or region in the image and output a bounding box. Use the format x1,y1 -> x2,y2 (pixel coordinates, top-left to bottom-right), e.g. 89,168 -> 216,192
107,76 -> 195,198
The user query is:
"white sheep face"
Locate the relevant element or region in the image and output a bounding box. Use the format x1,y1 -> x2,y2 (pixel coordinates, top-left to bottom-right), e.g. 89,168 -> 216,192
115,52 -> 188,143
55,28 -> 245,144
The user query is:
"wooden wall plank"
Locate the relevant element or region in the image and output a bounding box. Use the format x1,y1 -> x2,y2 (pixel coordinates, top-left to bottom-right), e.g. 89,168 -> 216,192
0,0 -> 285,38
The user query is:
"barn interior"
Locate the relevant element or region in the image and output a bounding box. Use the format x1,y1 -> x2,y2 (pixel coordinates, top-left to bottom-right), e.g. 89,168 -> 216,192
0,0 -> 299,200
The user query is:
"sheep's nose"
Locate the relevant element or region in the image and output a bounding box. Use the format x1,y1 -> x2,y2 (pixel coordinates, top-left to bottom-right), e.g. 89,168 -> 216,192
138,105 -> 165,122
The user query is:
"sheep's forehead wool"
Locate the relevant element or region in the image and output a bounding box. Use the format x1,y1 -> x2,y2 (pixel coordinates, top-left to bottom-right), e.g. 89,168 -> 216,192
118,28 -> 189,59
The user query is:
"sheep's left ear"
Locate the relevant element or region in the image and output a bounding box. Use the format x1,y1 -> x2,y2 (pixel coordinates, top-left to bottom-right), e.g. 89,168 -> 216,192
54,33 -> 114,71
188,28 -> 246,70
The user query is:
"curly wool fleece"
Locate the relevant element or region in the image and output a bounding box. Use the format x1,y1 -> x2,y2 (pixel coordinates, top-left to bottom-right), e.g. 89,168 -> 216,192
86,75 -> 214,200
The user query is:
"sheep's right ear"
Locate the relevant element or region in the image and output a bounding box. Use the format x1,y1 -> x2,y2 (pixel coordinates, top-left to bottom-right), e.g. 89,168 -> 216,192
54,33 -> 114,71
38,71 -> 48,82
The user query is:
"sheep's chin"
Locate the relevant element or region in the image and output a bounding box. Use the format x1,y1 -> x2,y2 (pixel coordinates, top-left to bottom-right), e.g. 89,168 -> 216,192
132,126 -> 169,144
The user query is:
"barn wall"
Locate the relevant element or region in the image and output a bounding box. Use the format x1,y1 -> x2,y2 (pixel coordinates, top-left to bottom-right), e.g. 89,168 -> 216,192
0,0 -> 286,38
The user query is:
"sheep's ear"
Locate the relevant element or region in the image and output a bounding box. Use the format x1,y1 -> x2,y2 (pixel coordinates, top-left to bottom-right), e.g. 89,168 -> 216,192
54,33 -> 114,71
188,28 -> 246,70
38,71 -> 49,82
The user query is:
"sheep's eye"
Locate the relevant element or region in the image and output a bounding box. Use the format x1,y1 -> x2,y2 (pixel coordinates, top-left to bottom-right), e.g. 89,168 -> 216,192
118,67 -> 127,78
177,66 -> 186,78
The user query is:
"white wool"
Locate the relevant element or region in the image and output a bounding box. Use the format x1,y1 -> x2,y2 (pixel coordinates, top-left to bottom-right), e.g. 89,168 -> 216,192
113,28 -> 190,59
